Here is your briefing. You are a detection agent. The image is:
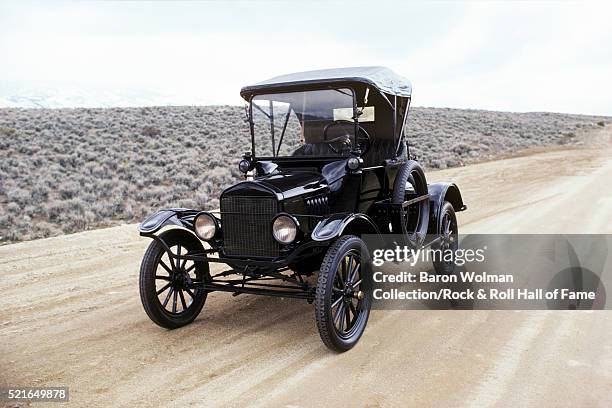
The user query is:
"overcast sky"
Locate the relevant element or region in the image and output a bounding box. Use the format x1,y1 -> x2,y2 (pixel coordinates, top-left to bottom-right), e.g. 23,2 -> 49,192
1,0 -> 611,115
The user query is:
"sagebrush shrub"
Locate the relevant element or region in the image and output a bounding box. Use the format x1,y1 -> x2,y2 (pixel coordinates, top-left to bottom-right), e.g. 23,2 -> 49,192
0,105 -> 606,243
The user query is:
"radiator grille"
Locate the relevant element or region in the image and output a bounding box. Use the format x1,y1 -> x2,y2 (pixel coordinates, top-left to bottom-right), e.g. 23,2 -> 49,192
221,195 -> 280,257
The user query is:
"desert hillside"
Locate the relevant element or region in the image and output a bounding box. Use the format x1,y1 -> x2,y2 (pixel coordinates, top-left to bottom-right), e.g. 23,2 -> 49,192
0,106 -> 608,242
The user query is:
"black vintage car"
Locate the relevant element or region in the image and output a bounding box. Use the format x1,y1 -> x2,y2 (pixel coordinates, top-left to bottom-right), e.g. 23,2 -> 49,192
138,67 -> 466,352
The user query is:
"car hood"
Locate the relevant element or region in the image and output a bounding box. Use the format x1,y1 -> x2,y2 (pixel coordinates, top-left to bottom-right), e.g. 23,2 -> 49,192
252,171 -> 328,200
223,171 -> 333,201
254,172 -> 327,198
222,160 -> 347,201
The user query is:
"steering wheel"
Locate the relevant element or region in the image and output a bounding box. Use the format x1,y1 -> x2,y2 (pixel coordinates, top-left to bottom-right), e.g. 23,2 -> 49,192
322,120 -> 371,155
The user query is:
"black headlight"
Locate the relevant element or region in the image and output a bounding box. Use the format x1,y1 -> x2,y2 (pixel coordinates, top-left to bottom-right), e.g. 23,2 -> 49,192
239,159 -> 251,173
272,214 -> 298,244
194,212 -> 218,240
347,157 -> 362,170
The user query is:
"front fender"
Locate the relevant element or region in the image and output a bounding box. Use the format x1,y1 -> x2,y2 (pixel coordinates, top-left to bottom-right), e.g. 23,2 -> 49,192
311,213 -> 380,242
138,208 -> 200,237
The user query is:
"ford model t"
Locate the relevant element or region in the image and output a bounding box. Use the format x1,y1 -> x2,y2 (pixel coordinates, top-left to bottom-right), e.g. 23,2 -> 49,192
138,67 -> 466,352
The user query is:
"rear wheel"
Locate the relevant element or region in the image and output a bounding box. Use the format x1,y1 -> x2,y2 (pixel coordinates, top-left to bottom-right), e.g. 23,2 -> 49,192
315,235 -> 372,352
433,201 -> 458,275
139,229 -> 209,329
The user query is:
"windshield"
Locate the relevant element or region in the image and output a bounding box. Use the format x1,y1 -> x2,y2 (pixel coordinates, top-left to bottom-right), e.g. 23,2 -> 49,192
251,88 -> 356,157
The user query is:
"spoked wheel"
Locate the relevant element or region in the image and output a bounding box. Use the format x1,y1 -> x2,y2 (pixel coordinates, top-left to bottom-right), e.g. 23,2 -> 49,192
139,230 -> 210,329
315,235 -> 372,352
433,201 -> 459,275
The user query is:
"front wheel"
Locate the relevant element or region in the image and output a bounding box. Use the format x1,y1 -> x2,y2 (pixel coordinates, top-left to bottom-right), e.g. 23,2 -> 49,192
315,235 -> 372,352
139,229 -> 210,329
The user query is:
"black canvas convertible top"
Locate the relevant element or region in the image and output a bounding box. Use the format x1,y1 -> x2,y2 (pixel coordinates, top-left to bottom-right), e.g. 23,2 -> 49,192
240,66 -> 412,100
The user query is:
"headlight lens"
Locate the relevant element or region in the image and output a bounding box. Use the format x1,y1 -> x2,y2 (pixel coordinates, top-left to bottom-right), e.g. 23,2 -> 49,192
194,213 -> 217,240
272,215 -> 298,244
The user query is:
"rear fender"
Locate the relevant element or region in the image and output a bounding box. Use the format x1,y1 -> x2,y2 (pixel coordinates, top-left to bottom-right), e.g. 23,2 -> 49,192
311,213 -> 380,242
427,183 -> 466,234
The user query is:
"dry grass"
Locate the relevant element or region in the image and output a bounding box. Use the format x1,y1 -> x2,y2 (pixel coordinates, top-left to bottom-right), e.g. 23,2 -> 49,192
0,105 -> 607,242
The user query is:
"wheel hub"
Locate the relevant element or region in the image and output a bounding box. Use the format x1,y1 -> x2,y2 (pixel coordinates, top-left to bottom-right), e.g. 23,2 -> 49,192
342,283 -> 364,301
172,270 -> 188,288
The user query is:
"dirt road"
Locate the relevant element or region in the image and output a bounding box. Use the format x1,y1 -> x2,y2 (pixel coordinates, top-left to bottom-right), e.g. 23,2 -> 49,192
1,143 -> 611,407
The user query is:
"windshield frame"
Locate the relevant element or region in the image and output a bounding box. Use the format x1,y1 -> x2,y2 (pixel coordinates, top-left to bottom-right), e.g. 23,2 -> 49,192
247,86 -> 358,160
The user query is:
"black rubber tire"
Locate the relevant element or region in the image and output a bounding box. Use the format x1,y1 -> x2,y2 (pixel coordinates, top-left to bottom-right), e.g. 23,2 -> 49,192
315,235 -> 372,352
139,229 -> 209,329
433,201 -> 459,275
391,160 -> 430,247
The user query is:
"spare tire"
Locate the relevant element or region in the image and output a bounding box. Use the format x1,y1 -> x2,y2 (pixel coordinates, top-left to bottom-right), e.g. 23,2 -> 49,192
391,160 -> 430,247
